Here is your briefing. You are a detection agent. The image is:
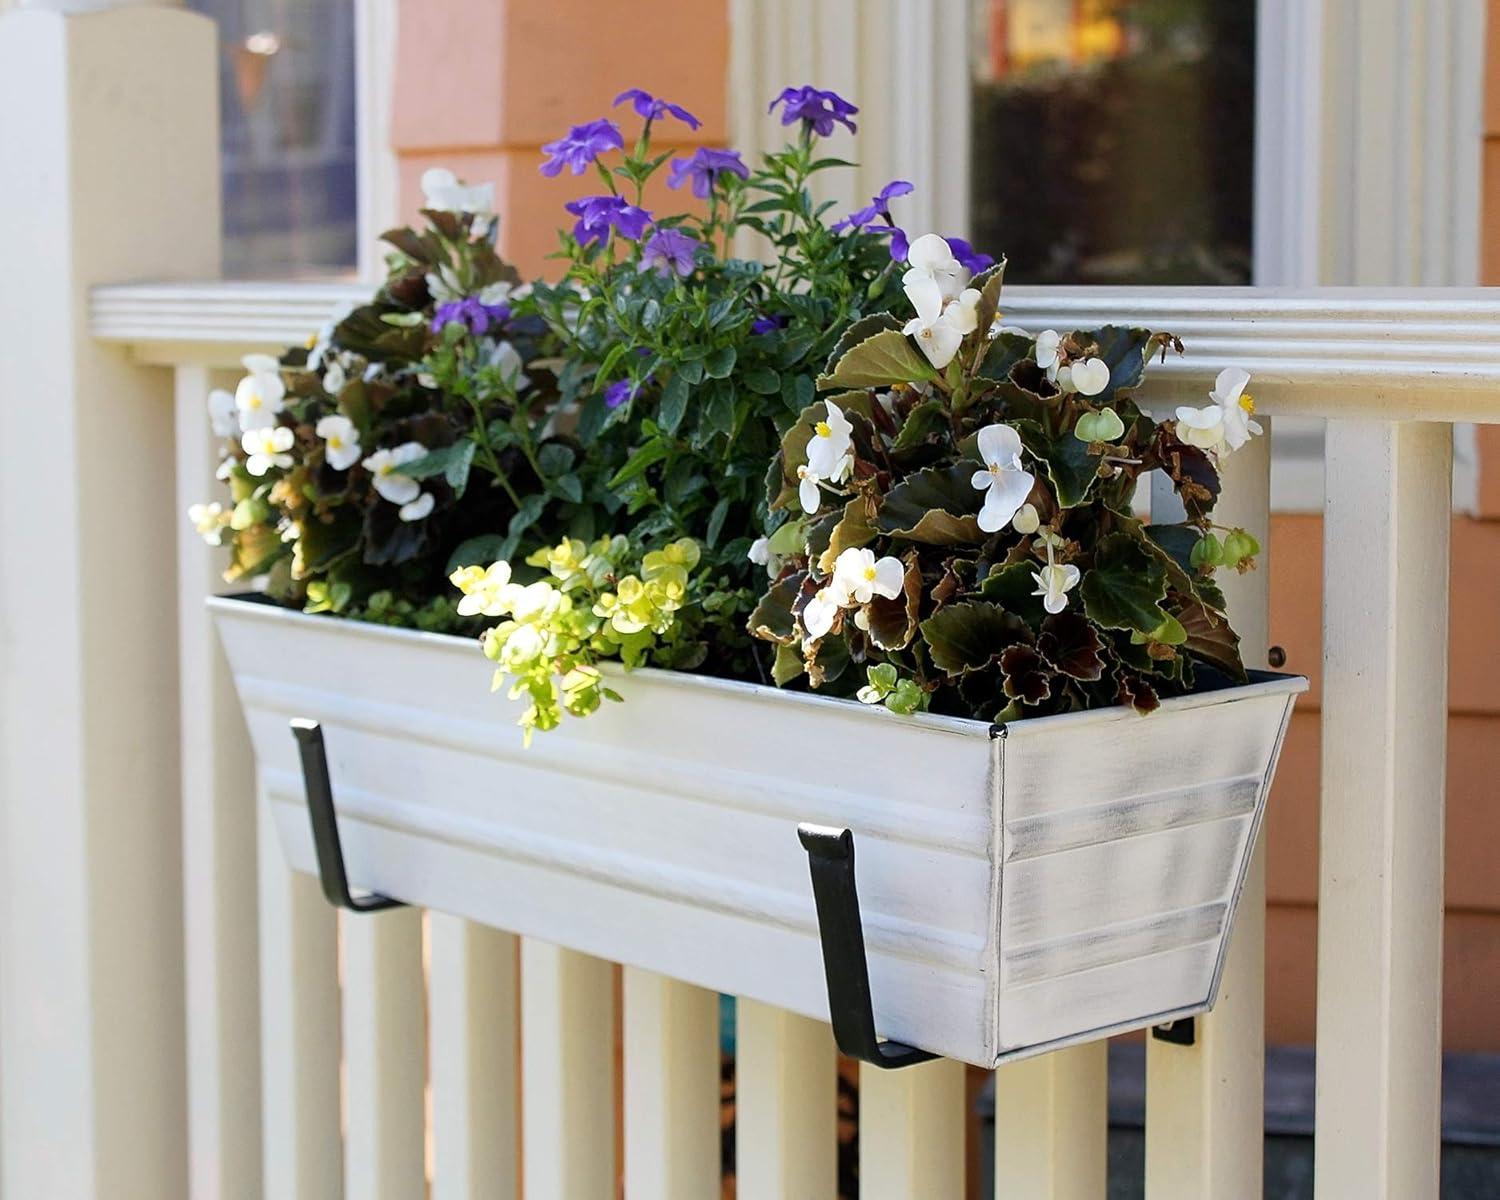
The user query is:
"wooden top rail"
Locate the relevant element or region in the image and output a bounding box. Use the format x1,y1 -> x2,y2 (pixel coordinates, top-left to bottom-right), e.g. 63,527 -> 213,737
92,281 -> 1500,423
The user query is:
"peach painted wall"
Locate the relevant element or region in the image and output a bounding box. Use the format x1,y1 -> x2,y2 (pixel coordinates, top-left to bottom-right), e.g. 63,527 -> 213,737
389,0 -> 729,279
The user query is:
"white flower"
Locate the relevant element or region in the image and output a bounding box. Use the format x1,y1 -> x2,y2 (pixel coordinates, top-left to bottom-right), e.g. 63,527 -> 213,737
399,492 -> 435,523
1033,563 -> 1081,614
1071,357 -> 1110,396
945,287 -> 983,336
806,400 -> 853,478
362,442 -> 427,505
748,537 -> 771,566
1055,364 -> 1077,393
315,415 -> 361,471
478,280 -> 516,306
234,359 -> 286,431
801,588 -> 842,642
208,389 -> 238,437
188,501 -> 226,546
452,561 -> 517,617
241,425 -> 294,476
796,453 -> 850,515
1210,366 -> 1262,451
1035,330 -> 1062,374
832,547 -> 904,605
902,274 -> 964,370
903,233 -> 969,302
1174,403 -> 1228,455
420,167 -> 495,216
970,423 -> 1036,533
322,361 -> 347,395
1012,503 -> 1040,534
490,340 -> 530,392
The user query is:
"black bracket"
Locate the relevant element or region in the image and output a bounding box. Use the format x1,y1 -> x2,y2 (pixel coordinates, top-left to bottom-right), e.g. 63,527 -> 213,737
1151,1017 -> 1197,1046
291,719 -> 406,913
797,823 -> 939,1070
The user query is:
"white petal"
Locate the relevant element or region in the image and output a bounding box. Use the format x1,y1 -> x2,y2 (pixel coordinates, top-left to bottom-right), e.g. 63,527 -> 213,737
905,233 -> 956,272
914,316 -> 963,369
977,469 -> 1034,533
1034,330 -> 1060,369
902,274 -> 944,325
798,475 -> 821,514
748,537 -> 770,566
802,593 -> 836,640
1012,503 -> 1040,534
374,473 -> 421,505
240,353 -> 280,374
871,556 -> 905,599
1071,357 -> 1110,396
1211,365 -> 1251,405
971,468 -> 994,492
399,492 -> 435,522
977,422 -> 1022,468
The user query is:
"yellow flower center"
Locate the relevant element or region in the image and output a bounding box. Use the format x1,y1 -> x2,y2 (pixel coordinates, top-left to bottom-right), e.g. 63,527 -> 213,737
378,462 -> 393,476
814,421 -> 832,438
1239,393 -> 1255,414
989,463 -> 1004,476
863,566 -> 877,582
305,334 -> 317,349
328,436 -> 344,450
246,391 -> 262,410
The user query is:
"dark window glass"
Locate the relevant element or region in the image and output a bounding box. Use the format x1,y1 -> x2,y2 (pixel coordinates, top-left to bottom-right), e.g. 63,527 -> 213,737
969,0 -> 1255,285
187,0 -> 358,277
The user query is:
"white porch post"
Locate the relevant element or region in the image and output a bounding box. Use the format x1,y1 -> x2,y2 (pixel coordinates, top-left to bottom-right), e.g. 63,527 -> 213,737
0,4 -> 218,1199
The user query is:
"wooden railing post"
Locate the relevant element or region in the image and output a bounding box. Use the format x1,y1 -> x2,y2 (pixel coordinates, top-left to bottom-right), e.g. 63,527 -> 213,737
0,5 -> 217,1198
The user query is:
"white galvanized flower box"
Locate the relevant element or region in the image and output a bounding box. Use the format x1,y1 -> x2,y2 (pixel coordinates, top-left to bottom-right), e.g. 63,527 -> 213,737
211,594 -> 1305,1068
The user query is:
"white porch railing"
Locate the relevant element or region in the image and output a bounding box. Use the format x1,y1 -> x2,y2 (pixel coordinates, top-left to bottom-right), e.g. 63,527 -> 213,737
68,280 -> 1494,1200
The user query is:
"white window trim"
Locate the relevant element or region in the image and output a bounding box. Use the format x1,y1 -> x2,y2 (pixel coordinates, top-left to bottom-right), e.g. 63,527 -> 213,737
354,0 -> 399,283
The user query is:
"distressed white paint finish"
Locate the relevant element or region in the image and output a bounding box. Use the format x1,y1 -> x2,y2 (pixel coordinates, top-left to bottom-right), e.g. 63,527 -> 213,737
993,1042 -> 1107,1198
1146,425 -> 1274,1200
428,914 -> 519,1200
341,909 -> 425,1200
1316,421 -> 1452,1200
734,1000 -> 836,1199
0,7 -> 215,1198
519,942 -> 615,1200
857,1059 -> 965,1200
256,794 -> 341,1199
213,598 -> 1299,1067
622,968 -> 721,1198
174,366 -> 264,1200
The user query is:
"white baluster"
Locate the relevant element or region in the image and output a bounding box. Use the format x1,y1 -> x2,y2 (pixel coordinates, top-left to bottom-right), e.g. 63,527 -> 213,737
519,941 -> 615,1200
993,1044 -> 1107,1198
622,968 -> 721,1198
734,1000 -> 836,1199
1315,420 -> 1451,1198
858,1059 -> 965,1200
342,909 -> 425,1200
1146,423 -> 1273,1198
429,915 -> 519,1200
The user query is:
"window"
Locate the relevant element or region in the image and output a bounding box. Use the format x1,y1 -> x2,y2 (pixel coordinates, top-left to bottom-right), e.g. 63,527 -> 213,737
188,0 -> 358,278
969,0 -> 1255,285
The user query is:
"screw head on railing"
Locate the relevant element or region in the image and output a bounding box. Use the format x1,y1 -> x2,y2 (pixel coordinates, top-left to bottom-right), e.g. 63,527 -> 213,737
1268,646 -> 1287,668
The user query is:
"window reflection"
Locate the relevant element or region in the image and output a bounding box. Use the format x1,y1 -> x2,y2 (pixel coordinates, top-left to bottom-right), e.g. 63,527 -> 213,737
188,0 -> 358,278
970,0 -> 1255,285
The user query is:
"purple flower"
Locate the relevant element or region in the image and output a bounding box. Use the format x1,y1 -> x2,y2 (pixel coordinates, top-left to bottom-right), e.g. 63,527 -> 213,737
641,228 -> 700,278
872,225 -> 911,262
767,85 -> 858,137
614,88 -> 702,130
832,179 -> 914,232
565,195 -> 654,247
432,297 -> 512,335
540,119 -> 625,177
667,147 -> 750,199
945,236 -> 996,274
751,314 -> 788,335
603,379 -> 637,409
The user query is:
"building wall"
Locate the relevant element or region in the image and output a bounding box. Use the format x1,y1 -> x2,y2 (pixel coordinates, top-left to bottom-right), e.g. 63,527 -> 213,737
385,0 -> 1500,1053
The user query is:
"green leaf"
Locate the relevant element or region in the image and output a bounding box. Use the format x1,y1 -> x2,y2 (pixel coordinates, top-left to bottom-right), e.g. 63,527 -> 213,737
507,493 -> 546,538
1074,407 -> 1125,443
659,374 -> 690,435
771,642 -> 805,685
749,573 -> 802,645
706,496 -> 730,547
398,441 -> 476,496
1017,425 -> 1098,509
889,398 -> 951,455
1176,594 -> 1245,680
974,330 -> 1033,383
677,359 -> 704,385
608,439 -> 669,489
537,442 -> 575,477
446,533 -> 513,575
978,561 -> 1037,612
876,463 -> 984,545
743,366 -> 781,395
821,312 -> 904,377
817,329 -> 938,391
1081,325 -> 1154,398
554,473 -> 583,503
816,499 -> 877,573
919,601 -> 1030,675
704,344 -> 737,379
1079,532 -> 1169,634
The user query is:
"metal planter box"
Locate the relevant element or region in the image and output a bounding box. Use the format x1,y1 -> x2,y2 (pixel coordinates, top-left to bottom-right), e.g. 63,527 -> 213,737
211,594 -> 1305,1068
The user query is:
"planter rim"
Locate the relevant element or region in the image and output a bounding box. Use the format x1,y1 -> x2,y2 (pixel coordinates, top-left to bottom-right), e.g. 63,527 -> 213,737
207,592 -> 1308,740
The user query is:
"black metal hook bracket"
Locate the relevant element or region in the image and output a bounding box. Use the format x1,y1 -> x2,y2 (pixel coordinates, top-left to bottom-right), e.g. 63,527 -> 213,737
797,823 -> 939,1070
1151,1017 -> 1197,1046
291,719 -> 406,913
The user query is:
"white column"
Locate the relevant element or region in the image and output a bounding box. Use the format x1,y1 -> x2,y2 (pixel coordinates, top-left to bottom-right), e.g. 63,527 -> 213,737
734,1000 -> 836,1199
342,910 -> 426,1200
858,1059 -> 965,1200
1315,421 -> 1451,1199
0,6 -> 216,1197
175,366 -> 263,1200
622,968 -> 721,1198
429,915 -> 519,1200
1145,424 -> 1273,1199
993,1044 -> 1107,1198
519,941 -> 615,1200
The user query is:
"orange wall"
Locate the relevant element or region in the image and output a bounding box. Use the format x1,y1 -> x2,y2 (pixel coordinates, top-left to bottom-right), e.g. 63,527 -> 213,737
390,0 -> 729,278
